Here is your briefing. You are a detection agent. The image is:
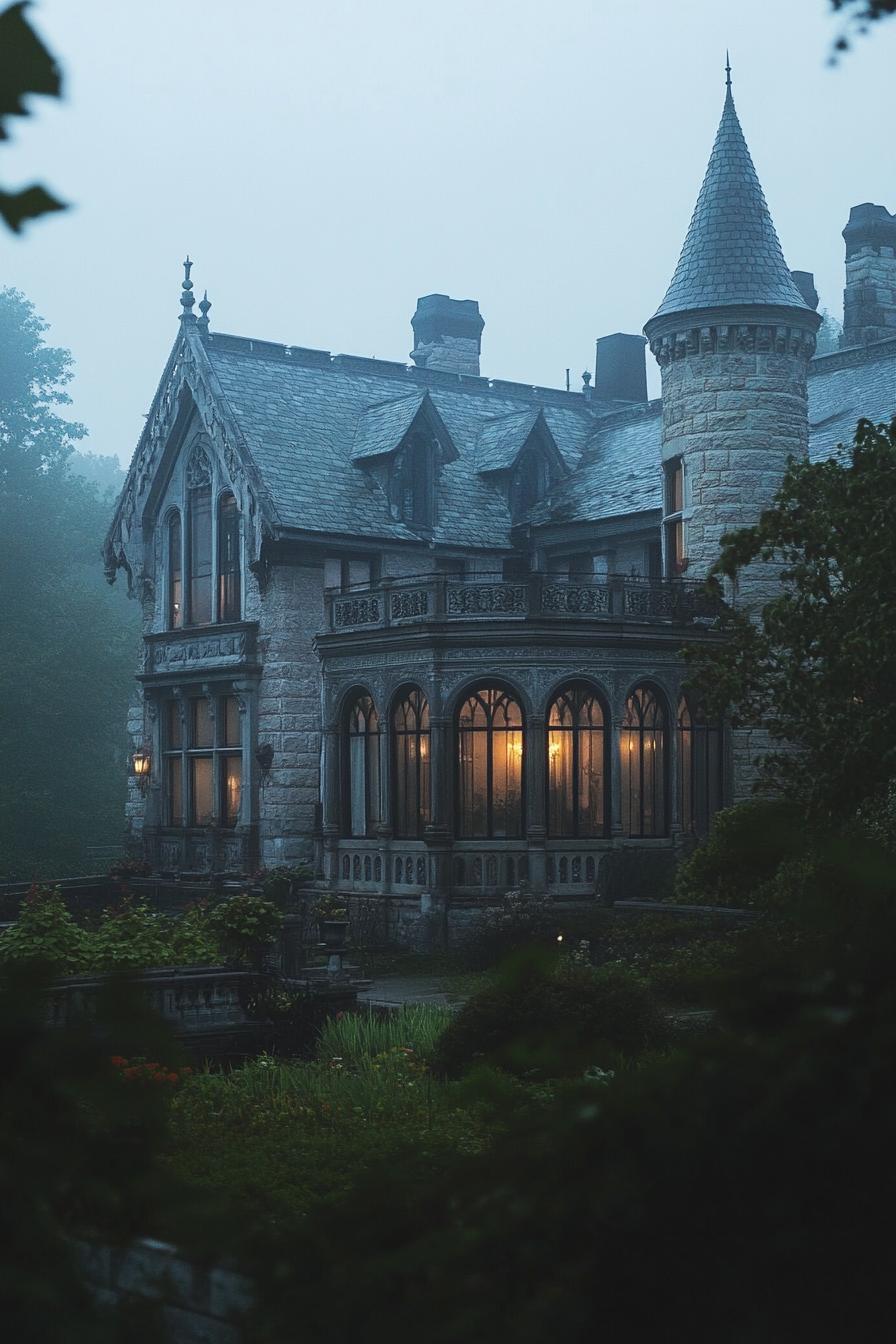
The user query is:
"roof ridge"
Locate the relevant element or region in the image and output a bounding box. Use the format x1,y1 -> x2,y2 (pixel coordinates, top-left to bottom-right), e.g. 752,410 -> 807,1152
649,87 -> 810,322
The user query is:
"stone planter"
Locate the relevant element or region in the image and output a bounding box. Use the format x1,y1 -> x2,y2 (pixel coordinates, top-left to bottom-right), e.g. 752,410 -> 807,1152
319,918 -> 349,949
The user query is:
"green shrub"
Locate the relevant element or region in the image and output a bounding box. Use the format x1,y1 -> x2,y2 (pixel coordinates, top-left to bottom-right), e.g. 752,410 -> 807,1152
317,1004 -> 453,1068
206,891 -> 281,969
468,885 -> 559,966
90,897 -> 175,972
0,884 -> 88,976
673,798 -> 806,908
169,900 -> 220,966
430,953 -> 668,1080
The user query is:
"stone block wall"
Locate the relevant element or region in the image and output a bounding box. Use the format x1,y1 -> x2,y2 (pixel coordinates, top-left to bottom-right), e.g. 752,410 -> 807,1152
257,563 -> 325,868
843,244 -> 896,347
659,343 -> 812,607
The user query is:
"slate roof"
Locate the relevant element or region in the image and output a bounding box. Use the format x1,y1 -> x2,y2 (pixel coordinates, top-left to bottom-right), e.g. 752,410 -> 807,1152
192,331 -> 894,551
203,336 -> 610,549
649,87 -> 812,322
475,409 -> 548,473
350,391 -> 428,463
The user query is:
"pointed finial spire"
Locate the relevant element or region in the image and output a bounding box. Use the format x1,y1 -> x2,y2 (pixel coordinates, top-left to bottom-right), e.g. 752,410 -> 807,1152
180,255 -> 196,323
197,289 -> 211,335
725,50 -> 732,92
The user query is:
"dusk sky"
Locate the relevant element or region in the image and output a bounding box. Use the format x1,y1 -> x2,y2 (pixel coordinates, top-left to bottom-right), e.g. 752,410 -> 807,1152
1,0 -> 893,467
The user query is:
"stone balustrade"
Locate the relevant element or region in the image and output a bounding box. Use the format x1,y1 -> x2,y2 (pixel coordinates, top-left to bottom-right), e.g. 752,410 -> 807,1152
327,572 -> 716,633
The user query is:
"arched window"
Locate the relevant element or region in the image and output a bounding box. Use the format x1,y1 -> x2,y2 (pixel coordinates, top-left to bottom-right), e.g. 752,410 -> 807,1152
188,483 -> 213,625
345,695 -> 380,838
621,686 -> 667,837
392,690 -> 431,838
547,684 -> 607,837
457,687 -> 524,838
218,492 -> 241,622
167,511 -> 182,629
678,695 -> 722,836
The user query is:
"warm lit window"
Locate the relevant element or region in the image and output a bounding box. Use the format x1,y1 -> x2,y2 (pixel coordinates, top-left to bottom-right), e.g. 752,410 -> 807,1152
392,690 -> 431,838
620,686 -> 667,837
663,457 -> 686,576
678,695 -> 722,837
345,694 -> 381,838
162,694 -> 242,829
457,687 -> 524,838
547,685 -> 608,837
218,492 -> 241,622
167,511 -> 183,629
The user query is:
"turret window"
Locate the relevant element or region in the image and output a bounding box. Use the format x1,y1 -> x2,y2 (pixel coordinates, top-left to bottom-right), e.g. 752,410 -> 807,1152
663,458 -> 686,576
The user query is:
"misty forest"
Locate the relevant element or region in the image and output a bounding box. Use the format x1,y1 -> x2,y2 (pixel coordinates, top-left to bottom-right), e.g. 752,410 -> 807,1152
1,2 -> 896,1342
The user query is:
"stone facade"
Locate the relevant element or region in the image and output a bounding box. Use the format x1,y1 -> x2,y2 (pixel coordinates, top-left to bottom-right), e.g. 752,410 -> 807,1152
104,78 -> 895,931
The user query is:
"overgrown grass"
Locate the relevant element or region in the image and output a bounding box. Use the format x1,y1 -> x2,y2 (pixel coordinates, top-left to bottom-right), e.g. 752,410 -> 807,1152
317,1003 -> 453,1067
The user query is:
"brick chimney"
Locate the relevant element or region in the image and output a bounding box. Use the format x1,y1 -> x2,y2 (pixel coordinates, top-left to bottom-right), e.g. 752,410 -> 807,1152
410,294 -> 484,376
594,333 -> 648,402
841,203 -> 896,348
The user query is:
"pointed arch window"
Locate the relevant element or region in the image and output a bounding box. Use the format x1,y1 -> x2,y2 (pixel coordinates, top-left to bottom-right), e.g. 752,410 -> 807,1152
218,492 -> 241,622
678,695 -> 722,836
392,690 -> 431,838
457,687 -> 524,838
621,686 -> 667,837
345,695 -> 381,838
547,684 -> 608,837
167,511 -> 183,629
187,454 -> 213,626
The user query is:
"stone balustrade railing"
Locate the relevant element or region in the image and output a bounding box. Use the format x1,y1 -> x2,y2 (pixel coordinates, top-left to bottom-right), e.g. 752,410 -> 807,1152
327,572 -> 717,633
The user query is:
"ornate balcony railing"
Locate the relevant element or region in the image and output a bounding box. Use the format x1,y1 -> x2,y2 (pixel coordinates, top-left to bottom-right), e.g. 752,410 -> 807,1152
327,573 -> 718,633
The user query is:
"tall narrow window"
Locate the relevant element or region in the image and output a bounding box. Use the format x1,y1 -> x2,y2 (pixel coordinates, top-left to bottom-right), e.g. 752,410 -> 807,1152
457,687 -> 523,838
621,686 -> 667,837
346,695 -> 380,838
663,457 -> 686,577
168,512 -> 183,629
678,695 -> 722,837
393,433 -> 434,529
218,492 -> 241,622
163,693 -> 243,829
188,484 -> 213,625
547,684 -> 607,837
393,690 -> 431,838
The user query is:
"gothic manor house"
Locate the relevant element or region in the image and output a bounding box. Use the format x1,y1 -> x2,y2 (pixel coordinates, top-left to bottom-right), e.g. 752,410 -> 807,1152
105,77 -> 896,938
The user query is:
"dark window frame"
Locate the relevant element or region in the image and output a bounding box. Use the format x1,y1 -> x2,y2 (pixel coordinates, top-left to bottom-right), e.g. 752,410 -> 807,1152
620,684 -> 668,838
546,682 -> 610,839
456,685 -> 525,839
392,688 -> 431,839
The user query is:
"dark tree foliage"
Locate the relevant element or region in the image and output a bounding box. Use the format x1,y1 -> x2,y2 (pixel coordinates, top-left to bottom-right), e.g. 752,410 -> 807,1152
0,2 -> 65,232
684,417 -> 896,826
0,288 -> 140,879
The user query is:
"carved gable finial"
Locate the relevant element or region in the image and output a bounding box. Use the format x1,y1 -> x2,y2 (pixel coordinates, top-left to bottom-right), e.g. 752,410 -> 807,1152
180,256 -> 196,324
197,289 -> 211,335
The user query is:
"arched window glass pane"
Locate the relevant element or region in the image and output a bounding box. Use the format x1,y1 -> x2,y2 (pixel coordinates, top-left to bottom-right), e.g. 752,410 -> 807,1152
678,696 -> 722,836
457,688 -> 524,838
218,493 -> 241,622
346,695 -> 380,838
393,689 -> 431,838
547,685 -> 606,838
188,485 -> 213,625
168,513 -> 182,629
621,687 -> 667,838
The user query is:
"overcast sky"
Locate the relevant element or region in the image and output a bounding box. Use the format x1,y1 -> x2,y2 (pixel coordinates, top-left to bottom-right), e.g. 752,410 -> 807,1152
1,0 -> 893,466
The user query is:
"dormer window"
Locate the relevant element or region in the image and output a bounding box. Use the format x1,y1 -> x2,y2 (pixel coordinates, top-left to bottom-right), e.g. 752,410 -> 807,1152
392,431 -> 435,529
509,449 -> 548,521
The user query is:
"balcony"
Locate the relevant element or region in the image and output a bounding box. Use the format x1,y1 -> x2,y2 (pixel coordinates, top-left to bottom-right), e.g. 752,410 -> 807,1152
325,572 -> 718,634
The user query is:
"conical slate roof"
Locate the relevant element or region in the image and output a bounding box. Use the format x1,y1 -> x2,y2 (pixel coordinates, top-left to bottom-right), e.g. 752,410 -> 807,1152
649,84 -> 811,322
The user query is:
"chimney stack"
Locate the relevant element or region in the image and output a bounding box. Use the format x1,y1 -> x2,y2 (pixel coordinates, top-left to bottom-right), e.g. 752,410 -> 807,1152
790,271 -> 819,310
594,333 -> 648,402
841,203 -> 896,348
410,294 -> 484,376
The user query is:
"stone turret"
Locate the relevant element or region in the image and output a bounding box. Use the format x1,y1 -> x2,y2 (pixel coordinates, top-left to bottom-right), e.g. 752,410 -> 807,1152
643,70 -> 820,606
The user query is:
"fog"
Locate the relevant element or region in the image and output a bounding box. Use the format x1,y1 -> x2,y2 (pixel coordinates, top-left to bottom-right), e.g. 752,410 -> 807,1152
1,0 -> 893,465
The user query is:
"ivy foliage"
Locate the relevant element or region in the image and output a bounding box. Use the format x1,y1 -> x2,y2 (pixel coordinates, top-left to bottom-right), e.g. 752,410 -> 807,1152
686,417 -> 896,825
0,2 -> 65,232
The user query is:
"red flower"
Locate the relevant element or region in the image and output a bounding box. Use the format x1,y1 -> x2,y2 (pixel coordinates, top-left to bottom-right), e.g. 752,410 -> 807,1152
167,1073 -> 179,1084
110,1056 -> 128,1068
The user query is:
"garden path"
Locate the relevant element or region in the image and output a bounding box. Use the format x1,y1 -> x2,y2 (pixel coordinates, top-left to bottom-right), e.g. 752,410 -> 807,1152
356,975 -> 466,1010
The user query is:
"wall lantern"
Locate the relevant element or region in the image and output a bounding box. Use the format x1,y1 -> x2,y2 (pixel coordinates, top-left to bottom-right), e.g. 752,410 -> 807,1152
132,747 -> 152,794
